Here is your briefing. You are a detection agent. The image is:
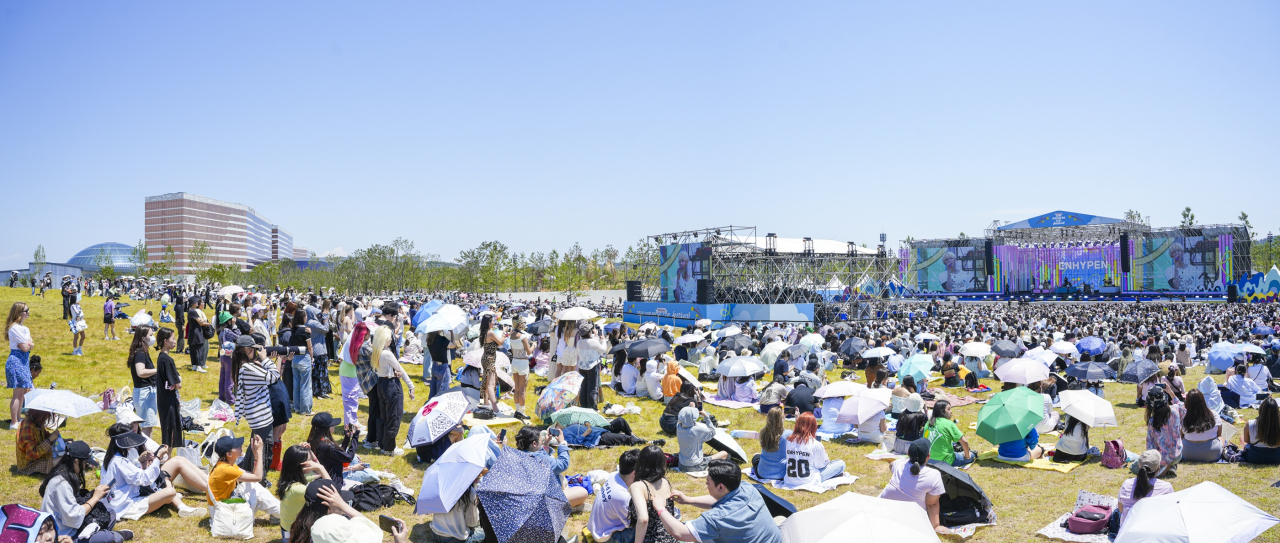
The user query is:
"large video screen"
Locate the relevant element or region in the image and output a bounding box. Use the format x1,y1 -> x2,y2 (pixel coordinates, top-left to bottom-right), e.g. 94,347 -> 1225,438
993,244 -> 1123,293
911,242 -> 988,293
659,242 -> 710,302
1132,233 -> 1227,293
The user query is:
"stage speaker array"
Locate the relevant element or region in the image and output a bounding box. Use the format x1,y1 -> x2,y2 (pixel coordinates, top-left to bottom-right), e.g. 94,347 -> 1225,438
625,281 -> 642,302
1120,233 -> 1131,273
697,279 -> 712,304
1227,284 -> 1239,303
984,240 -> 994,275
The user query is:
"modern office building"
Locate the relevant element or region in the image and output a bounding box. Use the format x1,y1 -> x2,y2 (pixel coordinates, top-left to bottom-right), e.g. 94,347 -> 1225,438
144,192 -> 295,275
293,247 -> 310,260
272,227 -> 294,264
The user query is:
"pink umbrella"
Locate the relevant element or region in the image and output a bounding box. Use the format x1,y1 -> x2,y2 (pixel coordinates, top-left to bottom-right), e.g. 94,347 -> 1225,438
464,349 -> 511,369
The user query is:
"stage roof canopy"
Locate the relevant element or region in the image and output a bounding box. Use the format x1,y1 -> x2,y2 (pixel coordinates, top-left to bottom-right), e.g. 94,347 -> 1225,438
997,211 -> 1126,231
745,237 -> 878,255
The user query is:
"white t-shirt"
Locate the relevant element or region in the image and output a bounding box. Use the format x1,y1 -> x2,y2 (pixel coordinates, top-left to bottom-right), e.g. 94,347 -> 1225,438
858,410 -> 885,442
777,437 -> 830,489
8,323 -> 32,351
878,458 -> 945,511
620,364 -> 641,395
587,473 -> 631,540
1245,365 -> 1273,390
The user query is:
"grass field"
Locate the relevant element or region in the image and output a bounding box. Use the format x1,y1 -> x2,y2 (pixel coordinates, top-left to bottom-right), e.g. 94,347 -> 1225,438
0,287 -> 1276,542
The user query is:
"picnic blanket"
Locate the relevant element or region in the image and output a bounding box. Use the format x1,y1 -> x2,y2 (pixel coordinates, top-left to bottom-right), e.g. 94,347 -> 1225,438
926,391 -> 978,409
704,398 -> 759,410
947,519 -> 997,539
462,413 -> 522,427
1036,490 -> 1117,543
977,448 -> 1084,473
744,468 -> 858,494
864,448 -> 907,463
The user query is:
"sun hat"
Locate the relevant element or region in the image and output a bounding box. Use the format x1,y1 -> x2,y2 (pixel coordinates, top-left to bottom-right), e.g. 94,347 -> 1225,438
110,431 -> 148,449
115,408 -> 144,426
904,393 -> 925,414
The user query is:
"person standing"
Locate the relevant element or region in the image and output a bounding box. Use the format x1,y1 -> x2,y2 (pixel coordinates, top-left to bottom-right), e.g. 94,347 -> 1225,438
288,312 -> 315,416
187,297 -> 210,373
102,296 -> 118,341
69,293 -> 87,356
306,300 -> 332,400
217,306 -> 243,404
577,323 -> 608,411
371,326 -> 414,455
6,302 -> 34,430
172,292 -> 187,354
154,328 -> 184,450
478,315 -> 502,412
60,276 -> 74,320
128,327 -> 160,439
508,319 -> 532,417
233,335 -> 280,472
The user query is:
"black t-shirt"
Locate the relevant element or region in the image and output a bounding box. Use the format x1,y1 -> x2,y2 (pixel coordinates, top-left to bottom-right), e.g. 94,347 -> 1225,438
187,308 -> 206,346
784,384 -> 816,414
130,350 -> 157,389
289,324 -> 312,349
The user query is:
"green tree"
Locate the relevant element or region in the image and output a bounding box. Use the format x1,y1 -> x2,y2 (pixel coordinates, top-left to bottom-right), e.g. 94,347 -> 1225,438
151,245 -> 178,281
93,247 -> 118,282
130,239 -> 149,277
1181,207 -> 1196,227
32,245 -> 46,280
189,240 -> 212,282
1124,209 -> 1146,225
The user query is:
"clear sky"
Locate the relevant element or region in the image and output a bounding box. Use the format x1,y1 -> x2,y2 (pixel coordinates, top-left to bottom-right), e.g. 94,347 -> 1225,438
1,2 -> 1277,268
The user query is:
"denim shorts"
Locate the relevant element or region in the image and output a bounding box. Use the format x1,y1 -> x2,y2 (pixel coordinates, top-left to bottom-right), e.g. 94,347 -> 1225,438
133,386 -> 161,428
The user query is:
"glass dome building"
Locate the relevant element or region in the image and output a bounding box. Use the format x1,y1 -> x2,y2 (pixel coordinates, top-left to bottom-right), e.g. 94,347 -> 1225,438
67,242 -> 140,274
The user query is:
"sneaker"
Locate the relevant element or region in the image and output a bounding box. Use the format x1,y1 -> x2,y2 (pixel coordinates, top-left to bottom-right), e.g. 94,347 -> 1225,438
195,367 -> 208,373
382,447 -> 405,456
117,530 -> 134,541
361,441 -> 380,450
650,439 -> 666,448
177,506 -> 207,519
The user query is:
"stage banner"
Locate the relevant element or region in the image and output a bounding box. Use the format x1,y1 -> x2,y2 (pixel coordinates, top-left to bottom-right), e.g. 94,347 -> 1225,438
908,240 -> 989,294
1233,266 -> 1280,303
1131,230 -> 1232,293
623,302 -> 814,327
659,242 -> 710,302
993,244 -> 1122,293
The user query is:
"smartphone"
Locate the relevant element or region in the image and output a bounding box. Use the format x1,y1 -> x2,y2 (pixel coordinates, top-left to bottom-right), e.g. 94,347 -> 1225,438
378,515 -> 400,533
549,428 -> 561,437
498,429 -> 507,442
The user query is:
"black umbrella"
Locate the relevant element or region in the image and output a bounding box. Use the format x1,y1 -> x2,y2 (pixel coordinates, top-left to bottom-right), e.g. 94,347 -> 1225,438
838,337 -> 868,357
1118,358 -> 1160,384
762,329 -> 786,341
992,340 -> 1021,359
833,322 -> 852,332
783,345 -> 809,359
524,319 -> 554,335
927,459 -> 993,516
718,334 -> 752,352
752,484 -> 797,518
1065,362 -> 1116,381
627,338 -> 672,359
609,340 -> 636,355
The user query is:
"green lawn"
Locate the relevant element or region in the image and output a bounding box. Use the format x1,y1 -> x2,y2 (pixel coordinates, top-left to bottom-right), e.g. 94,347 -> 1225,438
0,287 -> 1276,542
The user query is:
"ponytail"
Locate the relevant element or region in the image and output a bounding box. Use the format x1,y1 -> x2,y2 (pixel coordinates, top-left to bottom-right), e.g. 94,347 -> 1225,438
1133,466 -> 1153,500
909,459 -> 922,476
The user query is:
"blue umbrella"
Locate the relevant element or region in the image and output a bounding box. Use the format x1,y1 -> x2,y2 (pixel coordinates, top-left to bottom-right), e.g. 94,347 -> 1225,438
477,448 -> 571,543
412,299 -> 445,328
1118,358 -> 1160,384
1253,325 -> 1276,336
1077,336 -> 1106,356
898,353 -> 935,385
1207,344 -> 1244,371
603,322 -> 623,332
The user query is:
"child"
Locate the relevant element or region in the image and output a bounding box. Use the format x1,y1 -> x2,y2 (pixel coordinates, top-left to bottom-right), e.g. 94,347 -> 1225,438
29,356 -> 42,382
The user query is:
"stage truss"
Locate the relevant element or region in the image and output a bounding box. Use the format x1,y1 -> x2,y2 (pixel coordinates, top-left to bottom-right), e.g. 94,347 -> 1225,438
625,226 -> 905,322
984,219 -> 1149,246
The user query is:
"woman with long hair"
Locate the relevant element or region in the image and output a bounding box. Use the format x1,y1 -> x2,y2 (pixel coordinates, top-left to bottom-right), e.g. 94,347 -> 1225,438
553,320 -> 579,381
925,400 -> 974,467
306,412 -> 355,485
1143,387 -> 1184,476
6,301 -> 34,430
16,409 -> 61,475
275,445 -> 331,542
233,335 -> 283,472
1180,389 -> 1223,462
1242,397 -> 1280,464
736,407 -> 790,480
777,412 -> 845,489
371,325 -> 415,455
1052,414 -> 1091,463
879,438 -> 945,529
478,314 -> 502,412
39,440 -> 135,542
512,425 -> 590,508
1116,449 -> 1173,528
627,445 -> 678,543
154,327 -> 184,449
101,424 -> 207,521
127,327 -> 160,439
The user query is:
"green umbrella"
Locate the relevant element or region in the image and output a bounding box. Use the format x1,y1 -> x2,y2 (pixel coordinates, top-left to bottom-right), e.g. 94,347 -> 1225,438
975,387 -> 1044,445
548,407 -> 609,428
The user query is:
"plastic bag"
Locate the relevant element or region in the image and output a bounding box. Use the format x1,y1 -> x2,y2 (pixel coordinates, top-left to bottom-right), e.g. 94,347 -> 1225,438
181,397 -> 203,423
208,399 -> 234,422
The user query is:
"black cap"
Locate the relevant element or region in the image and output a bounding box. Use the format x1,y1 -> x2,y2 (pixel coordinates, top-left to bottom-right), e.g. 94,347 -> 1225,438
214,436 -> 244,456
64,440 -> 99,468
304,478 -> 354,504
250,332 -> 267,346
310,412 -> 342,428
110,431 -> 147,449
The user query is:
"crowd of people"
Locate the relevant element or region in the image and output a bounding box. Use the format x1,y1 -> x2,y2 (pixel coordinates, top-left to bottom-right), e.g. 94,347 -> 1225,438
3,280 -> 1279,542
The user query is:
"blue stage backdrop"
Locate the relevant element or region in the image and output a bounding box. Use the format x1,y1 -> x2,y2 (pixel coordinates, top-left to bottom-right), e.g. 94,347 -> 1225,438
623,302 -> 815,328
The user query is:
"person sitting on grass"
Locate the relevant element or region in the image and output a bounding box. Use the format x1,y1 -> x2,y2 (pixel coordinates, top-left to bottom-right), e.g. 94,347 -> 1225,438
1143,387 -> 1183,476
101,425 -> 207,521
676,406 -> 729,474
995,426 -> 1043,463
288,479 -> 408,543
775,412 -> 845,489
1179,389 -> 1223,463
586,449 -> 641,543
16,408 -> 61,476
757,374 -> 788,415
275,445 -> 331,542
879,438 -> 948,533
649,459 -> 783,543
1051,414 -> 1091,463
1113,449 -> 1173,533
736,407 -> 790,480
512,425 -> 590,509
39,440 -> 135,543
206,435 -> 280,523
627,444 -> 679,543
660,382 -> 702,435
1242,396 -> 1280,465
924,400 -> 974,467
892,394 -> 928,455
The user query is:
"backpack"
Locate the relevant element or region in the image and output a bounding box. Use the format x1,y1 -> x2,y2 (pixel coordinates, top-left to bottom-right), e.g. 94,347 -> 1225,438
1066,504 -> 1112,534
939,496 -> 988,527
350,483 -> 414,512
1101,439 -> 1125,469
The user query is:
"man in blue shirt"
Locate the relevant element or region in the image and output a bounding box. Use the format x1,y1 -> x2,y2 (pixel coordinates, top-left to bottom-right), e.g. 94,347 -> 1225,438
651,459 -> 783,543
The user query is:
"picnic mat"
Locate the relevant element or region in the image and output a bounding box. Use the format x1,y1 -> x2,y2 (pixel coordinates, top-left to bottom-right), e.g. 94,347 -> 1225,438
977,449 -> 1084,473
462,413 -> 522,427
704,398 -> 759,410
1036,490 -> 1117,543
926,392 -> 978,409
744,469 -> 859,494
864,448 -> 907,463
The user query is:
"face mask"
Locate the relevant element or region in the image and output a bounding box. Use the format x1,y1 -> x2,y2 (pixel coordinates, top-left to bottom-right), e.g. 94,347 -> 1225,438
148,335 -> 157,347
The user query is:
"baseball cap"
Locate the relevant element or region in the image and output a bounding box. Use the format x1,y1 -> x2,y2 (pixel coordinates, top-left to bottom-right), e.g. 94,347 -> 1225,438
304,478 -> 355,505
64,440 -> 99,468
310,412 -> 343,429
236,335 -> 256,348
214,436 -> 244,456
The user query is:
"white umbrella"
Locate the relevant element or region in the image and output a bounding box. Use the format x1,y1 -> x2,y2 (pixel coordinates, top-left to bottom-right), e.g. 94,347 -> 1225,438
1034,350 -> 1059,368
781,491 -> 942,543
638,322 -> 657,332
556,307 -> 598,321
960,342 -> 992,358
994,358 -> 1051,385
406,392 -> 473,447
217,285 -> 244,296
914,332 -> 939,342
416,433 -> 495,514
694,319 -> 712,327
716,326 -> 742,339
799,333 -> 826,351
1050,341 -> 1080,357
1024,346 -> 1046,359
1238,343 -> 1266,355
814,380 -> 867,399
1116,481 -> 1278,543
674,333 -> 705,346
677,367 -> 703,389
715,356 -> 765,377
24,389 -> 101,418
760,342 -> 788,366
422,305 -> 468,335
835,387 -> 892,425
861,347 -> 896,359
1057,390 -> 1118,428
129,309 -> 155,328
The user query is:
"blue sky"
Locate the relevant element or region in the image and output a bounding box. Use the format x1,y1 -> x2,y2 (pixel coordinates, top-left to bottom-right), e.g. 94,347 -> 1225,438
1,2 -> 1277,267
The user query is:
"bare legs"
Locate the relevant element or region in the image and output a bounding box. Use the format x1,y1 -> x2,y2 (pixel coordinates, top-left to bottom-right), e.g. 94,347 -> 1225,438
161,456 -> 209,493
514,374 -> 527,414
10,388 -> 27,428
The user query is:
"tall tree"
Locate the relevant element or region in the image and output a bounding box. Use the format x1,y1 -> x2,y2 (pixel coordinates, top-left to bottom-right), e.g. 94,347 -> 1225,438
1123,209 -> 1145,225
150,245 -> 176,280
130,239 -> 149,277
93,247 -> 117,281
189,240 -> 212,282
1181,207 -> 1196,227
31,245 -> 46,279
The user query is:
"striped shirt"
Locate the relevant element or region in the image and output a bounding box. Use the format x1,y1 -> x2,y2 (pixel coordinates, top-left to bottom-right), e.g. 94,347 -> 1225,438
235,358 -> 279,429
